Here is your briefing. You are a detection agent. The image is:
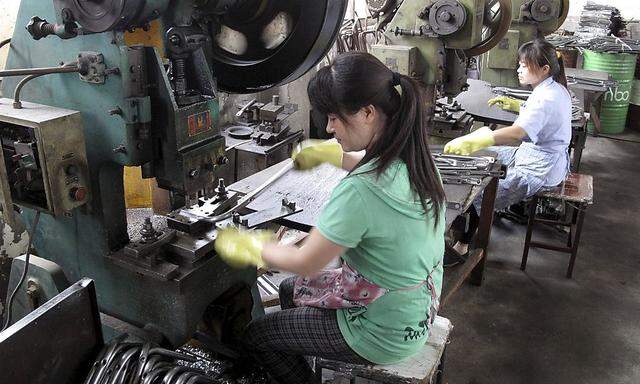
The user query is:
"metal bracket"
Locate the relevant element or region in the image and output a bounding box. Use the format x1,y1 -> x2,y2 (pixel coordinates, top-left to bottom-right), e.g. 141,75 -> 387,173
78,52 -> 106,84
120,96 -> 152,124
233,198 -> 301,228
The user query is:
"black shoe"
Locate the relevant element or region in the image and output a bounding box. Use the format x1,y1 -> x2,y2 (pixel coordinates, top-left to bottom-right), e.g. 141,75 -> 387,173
444,243 -> 469,268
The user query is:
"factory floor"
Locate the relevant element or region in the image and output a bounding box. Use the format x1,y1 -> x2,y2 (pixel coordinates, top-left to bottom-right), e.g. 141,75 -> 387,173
441,132 -> 640,384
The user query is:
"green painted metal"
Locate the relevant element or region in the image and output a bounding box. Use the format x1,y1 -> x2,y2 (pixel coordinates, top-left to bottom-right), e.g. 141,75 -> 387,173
584,50 -> 638,134
480,0 -> 567,88
630,79 -> 640,106
0,0 -> 259,346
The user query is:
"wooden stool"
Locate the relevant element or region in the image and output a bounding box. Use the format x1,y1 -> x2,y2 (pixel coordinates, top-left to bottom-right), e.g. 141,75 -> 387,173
521,173 -> 594,278
314,316 -> 452,384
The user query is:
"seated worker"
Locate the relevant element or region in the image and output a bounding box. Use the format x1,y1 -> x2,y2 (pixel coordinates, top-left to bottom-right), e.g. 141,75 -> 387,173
214,51 -> 446,384
443,38 -> 572,265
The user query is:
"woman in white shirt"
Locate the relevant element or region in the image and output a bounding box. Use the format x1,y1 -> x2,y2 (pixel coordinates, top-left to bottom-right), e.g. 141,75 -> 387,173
444,38 -> 572,262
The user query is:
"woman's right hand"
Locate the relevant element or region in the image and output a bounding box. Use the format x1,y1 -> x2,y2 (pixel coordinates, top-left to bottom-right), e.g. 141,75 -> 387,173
291,140 -> 343,170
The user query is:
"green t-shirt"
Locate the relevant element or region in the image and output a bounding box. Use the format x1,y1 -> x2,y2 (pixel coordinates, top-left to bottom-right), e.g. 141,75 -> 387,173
316,159 -> 445,365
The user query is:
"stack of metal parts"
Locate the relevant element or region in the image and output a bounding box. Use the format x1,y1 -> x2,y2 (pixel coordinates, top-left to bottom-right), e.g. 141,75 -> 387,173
434,154 -> 505,186
548,34 -> 640,54
491,86 -> 585,122
565,71 -> 618,90
577,1 -> 625,39
83,339 -> 268,384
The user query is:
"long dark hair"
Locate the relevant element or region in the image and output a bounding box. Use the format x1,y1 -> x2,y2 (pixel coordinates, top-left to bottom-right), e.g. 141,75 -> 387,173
307,51 -> 445,225
518,38 -> 568,88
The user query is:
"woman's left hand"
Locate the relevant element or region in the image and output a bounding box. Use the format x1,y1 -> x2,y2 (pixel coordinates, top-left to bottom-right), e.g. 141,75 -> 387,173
444,127 -> 496,155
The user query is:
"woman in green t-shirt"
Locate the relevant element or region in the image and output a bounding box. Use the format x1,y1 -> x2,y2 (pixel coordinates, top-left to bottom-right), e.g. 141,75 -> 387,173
215,51 -> 446,384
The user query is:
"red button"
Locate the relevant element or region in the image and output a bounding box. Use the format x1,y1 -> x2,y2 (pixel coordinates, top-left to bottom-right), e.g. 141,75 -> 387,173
69,187 -> 87,201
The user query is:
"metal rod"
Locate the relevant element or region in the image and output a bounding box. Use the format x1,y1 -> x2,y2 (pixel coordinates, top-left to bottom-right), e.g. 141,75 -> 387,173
13,74 -> 46,109
0,65 -> 79,78
203,159 -> 294,223
12,62 -> 79,109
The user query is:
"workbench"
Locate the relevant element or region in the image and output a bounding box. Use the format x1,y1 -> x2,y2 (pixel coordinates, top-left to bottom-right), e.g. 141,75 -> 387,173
228,151 -> 500,308
454,78 -> 588,171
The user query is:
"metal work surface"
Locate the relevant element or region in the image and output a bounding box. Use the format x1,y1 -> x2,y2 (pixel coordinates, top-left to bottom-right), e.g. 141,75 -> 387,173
0,278 -> 103,384
454,78 -> 521,124
229,149 -> 497,231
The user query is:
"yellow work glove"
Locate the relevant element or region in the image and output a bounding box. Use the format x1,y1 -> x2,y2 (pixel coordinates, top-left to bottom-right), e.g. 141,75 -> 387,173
487,96 -> 522,113
291,140 -> 343,170
443,127 -> 496,156
214,227 -> 275,269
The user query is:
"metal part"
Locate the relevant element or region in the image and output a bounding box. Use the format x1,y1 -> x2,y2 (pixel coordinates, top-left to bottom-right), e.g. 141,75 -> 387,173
434,153 -> 506,186
227,125 -> 254,139
51,0 -> 170,33
0,64 -> 80,78
77,52 -> 107,84
367,0 -> 397,14
431,98 -> 474,138
13,62 -> 80,109
428,0 -> 467,36
529,0 -> 557,22
82,340 -> 214,384
0,278 -> 103,384
26,16 -> 78,40
4,253 -> 71,327
210,0 -> 348,93
233,197 -> 302,228
235,98 -> 257,118
464,0 -> 512,57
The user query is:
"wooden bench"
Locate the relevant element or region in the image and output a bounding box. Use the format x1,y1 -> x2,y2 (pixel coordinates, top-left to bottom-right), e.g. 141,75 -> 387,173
314,316 -> 453,384
521,173 -> 594,278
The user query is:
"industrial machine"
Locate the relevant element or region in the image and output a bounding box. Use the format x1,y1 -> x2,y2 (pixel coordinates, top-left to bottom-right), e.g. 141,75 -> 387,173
479,0 -> 570,87
365,0 -> 513,138
0,0 -> 512,356
0,0 -> 346,347
221,95 -> 303,183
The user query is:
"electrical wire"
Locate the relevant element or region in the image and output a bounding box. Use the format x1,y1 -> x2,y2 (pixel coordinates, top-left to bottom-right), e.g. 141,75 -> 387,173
1,210 -> 41,331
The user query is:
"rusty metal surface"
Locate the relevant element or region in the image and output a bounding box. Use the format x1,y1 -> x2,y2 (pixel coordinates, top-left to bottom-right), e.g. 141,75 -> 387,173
537,173 -> 594,204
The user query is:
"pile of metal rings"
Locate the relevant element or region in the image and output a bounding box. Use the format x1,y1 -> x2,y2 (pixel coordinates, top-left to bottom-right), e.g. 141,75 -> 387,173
83,338 -> 228,384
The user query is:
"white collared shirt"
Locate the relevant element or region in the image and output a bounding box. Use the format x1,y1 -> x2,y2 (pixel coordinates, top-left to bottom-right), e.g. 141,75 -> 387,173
515,76 -> 572,185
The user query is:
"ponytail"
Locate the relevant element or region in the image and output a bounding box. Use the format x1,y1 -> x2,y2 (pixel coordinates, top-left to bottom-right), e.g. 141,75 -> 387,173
554,52 -> 568,88
307,52 -> 445,226
388,73 -> 445,226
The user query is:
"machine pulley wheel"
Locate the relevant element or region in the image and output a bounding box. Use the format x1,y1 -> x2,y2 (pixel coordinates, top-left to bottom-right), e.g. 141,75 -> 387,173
208,0 -> 347,94
463,0 -> 512,57
428,0 -> 467,36
542,0 -> 570,36
52,0 -> 169,32
530,0 -> 556,22
367,0 -> 397,14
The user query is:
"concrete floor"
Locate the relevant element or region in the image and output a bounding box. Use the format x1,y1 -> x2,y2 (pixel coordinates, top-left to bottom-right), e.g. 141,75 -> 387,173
441,133 -> 640,384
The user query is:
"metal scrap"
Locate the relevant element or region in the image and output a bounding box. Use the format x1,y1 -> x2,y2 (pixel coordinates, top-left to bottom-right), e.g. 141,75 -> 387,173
84,340 -> 269,384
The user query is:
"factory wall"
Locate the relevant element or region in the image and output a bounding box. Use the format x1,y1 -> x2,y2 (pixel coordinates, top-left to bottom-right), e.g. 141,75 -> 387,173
0,0 -> 20,71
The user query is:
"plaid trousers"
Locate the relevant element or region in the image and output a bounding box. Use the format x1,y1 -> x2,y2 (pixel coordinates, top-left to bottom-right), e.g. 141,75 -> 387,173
243,277 -> 370,384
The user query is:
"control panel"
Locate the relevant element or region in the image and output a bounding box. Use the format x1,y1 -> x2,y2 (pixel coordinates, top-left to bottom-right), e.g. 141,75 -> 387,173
0,99 -> 90,217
